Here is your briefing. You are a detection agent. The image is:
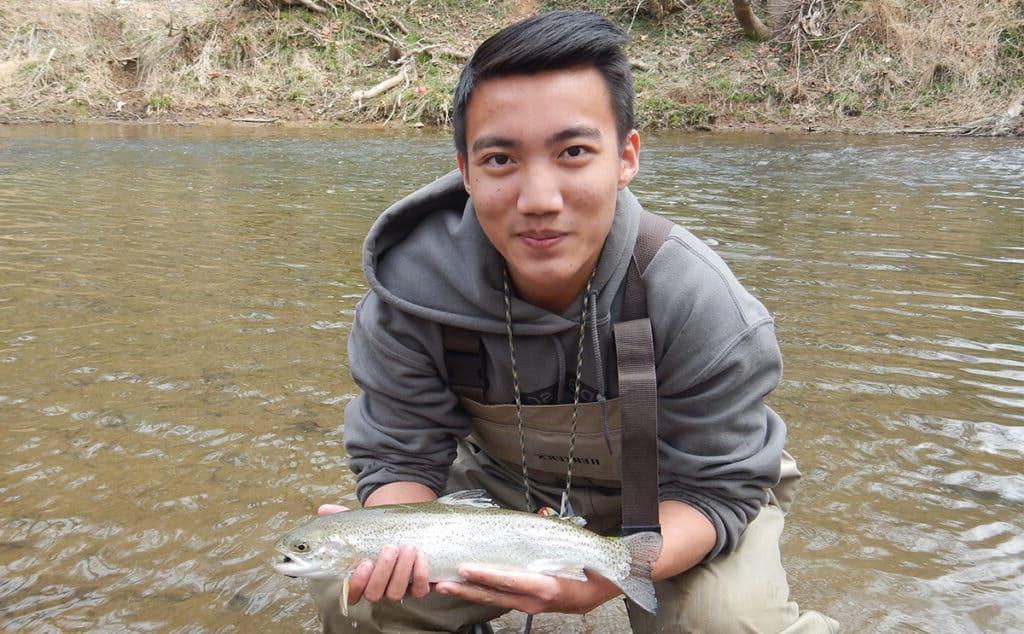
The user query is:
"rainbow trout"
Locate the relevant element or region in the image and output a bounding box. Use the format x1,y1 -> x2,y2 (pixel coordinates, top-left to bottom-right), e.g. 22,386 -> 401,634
273,490 -> 662,616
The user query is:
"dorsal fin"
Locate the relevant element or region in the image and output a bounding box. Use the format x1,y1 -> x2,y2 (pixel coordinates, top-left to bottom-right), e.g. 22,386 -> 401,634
436,489 -> 498,509
552,514 -> 587,527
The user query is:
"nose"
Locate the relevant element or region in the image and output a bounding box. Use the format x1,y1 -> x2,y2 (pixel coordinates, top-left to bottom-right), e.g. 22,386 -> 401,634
516,165 -> 563,215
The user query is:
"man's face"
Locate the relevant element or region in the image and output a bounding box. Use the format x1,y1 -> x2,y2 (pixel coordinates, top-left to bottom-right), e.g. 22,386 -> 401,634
457,66 -> 640,313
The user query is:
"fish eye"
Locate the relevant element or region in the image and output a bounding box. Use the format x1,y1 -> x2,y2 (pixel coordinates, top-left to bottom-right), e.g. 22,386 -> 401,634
295,542 -> 308,552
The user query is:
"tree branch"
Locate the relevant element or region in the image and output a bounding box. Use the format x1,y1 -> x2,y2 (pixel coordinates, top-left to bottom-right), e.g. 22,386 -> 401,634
350,63 -> 411,102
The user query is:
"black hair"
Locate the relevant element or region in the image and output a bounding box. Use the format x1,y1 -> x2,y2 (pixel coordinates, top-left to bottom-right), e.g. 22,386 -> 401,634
452,10 -> 634,157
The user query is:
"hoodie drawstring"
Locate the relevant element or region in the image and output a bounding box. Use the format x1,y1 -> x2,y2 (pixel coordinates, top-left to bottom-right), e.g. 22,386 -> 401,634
588,289 -> 613,456
504,263 -> 596,516
554,338 -> 566,403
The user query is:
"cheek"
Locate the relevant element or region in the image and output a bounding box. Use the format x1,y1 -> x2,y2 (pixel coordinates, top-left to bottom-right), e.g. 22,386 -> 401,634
472,188 -> 514,230
473,204 -> 509,252
568,183 -> 617,236
475,184 -> 510,210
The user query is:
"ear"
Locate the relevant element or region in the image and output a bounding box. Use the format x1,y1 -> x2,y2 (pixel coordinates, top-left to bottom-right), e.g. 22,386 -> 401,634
617,129 -> 641,190
456,153 -> 471,195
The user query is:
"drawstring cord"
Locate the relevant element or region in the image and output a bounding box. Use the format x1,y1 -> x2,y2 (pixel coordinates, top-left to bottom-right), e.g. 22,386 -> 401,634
588,289 -> 613,456
503,263 -> 596,517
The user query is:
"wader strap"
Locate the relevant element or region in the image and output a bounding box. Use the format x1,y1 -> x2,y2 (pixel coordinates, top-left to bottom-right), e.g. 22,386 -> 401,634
617,211 -> 673,536
443,325 -> 487,403
621,211 -> 674,322
441,210 -> 675,536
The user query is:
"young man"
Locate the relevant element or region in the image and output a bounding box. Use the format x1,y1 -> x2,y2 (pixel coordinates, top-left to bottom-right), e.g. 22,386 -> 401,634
312,10 -> 838,633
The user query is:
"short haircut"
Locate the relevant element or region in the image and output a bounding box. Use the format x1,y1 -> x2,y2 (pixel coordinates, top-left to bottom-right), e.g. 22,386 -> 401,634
452,10 -> 634,157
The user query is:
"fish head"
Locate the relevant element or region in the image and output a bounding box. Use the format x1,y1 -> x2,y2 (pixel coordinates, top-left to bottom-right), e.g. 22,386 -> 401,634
273,528 -> 354,580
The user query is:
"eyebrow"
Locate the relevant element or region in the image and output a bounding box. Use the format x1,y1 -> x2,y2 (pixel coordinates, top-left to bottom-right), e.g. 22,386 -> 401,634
470,125 -> 603,155
548,125 -> 602,145
471,135 -> 516,155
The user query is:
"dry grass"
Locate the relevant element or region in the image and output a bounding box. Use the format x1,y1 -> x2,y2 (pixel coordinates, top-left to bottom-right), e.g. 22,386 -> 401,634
841,0 -> 1024,123
642,0 -> 1023,130
0,0 -> 1021,133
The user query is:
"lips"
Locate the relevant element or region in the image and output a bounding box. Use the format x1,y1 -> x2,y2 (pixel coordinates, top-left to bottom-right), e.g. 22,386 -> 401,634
518,230 -> 567,249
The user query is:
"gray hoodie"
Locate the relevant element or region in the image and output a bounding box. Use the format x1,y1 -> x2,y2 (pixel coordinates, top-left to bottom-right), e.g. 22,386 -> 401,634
344,171 -> 786,558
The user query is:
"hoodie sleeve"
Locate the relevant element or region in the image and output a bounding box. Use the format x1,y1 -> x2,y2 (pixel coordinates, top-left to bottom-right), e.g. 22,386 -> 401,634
647,230 -> 787,559
343,291 -> 470,504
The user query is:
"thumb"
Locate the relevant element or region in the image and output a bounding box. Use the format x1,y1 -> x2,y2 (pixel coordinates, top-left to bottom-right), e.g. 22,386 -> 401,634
317,504 -> 350,516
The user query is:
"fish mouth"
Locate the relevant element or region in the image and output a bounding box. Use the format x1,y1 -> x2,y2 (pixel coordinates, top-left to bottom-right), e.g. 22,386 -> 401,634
273,547 -> 340,580
272,549 -> 313,579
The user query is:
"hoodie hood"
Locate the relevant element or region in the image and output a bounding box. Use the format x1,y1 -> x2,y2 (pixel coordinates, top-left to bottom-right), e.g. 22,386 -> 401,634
363,170 -> 642,336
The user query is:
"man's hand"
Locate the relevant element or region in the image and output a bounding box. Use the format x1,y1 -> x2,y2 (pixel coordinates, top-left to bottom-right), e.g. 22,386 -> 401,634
318,481 -> 437,609
317,504 -> 431,608
434,566 -> 621,615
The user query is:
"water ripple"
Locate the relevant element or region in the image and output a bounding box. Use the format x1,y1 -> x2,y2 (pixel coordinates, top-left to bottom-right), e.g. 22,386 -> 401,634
1,126 -> 1020,631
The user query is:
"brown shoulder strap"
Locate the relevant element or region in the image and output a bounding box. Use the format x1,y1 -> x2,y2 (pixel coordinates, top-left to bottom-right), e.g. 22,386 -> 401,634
621,211 -> 674,322
616,211 -> 673,537
442,325 -> 488,402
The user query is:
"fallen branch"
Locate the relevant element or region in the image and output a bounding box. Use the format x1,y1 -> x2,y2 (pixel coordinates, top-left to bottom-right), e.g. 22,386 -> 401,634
277,0 -> 334,13
342,0 -> 408,35
19,47 -> 57,99
351,24 -> 399,47
438,47 -> 469,61
350,26 -> 468,62
831,21 -> 863,56
295,0 -> 329,12
351,63 -> 410,102
232,116 -> 280,123
897,94 -> 1024,137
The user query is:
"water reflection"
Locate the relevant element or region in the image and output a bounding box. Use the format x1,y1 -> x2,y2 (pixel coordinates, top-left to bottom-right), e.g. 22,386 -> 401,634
0,125 -> 1021,632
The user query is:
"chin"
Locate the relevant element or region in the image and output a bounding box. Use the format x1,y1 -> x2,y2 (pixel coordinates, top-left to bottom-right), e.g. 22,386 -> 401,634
520,267 -> 572,286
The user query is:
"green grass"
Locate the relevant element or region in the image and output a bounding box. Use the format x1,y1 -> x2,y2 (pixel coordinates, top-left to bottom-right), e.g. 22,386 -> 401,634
637,95 -> 716,128
146,94 -> 171,111
994,24 -> 1024,90
830,90 -> 864,116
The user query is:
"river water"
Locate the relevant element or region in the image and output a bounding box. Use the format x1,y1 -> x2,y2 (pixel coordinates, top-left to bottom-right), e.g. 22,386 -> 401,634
0,125 -> 1021,632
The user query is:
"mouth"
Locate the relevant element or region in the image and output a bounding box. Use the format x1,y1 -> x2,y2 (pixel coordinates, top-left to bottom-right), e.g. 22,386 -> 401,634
518,230 -> 567,249
272,551 -> 306,579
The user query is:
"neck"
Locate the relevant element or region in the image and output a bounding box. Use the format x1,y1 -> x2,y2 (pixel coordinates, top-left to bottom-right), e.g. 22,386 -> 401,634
507,262 -> 597,315
516,285 -> 579,315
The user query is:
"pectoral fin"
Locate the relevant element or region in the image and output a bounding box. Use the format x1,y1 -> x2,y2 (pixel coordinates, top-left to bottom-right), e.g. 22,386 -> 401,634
341,574 -> 351,618
527,559 -> 588,582
437,490 -> 498,509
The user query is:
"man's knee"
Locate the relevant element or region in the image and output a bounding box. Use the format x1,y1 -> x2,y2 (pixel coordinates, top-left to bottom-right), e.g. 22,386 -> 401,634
659,568 -> 799,632
647,506 -> 798,632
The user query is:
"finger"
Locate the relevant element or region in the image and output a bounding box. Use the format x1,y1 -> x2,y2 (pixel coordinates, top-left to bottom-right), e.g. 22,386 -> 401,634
362,546 -> 399,602
317,504 -> 350,516
385,545 -> 418,601
410,551 -> 430,598
458,566 -> 551,595
345,561 -> 373,605
435,580 -> 539,613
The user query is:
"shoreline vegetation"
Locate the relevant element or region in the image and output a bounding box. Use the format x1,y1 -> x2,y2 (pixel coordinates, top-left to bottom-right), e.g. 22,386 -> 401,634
1,1 -> 1021,136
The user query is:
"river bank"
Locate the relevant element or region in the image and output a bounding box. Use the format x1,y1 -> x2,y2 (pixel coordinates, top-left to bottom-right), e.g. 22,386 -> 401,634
1,1 -> 1022,136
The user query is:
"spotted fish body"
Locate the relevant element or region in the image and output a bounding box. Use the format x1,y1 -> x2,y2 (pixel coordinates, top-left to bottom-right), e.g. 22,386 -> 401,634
273,490 -> 662,614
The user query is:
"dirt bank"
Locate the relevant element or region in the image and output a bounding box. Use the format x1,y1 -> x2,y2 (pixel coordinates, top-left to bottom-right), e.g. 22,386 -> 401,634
1,1 -> 1021,135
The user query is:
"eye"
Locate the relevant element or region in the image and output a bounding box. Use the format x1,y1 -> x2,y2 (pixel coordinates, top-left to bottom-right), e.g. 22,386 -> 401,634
563,146 -> 586,158
484,154 -> 512,167
295,542 -> 309,552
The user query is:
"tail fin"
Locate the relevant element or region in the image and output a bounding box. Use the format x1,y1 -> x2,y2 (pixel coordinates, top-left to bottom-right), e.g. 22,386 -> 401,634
618,531 -> 662,614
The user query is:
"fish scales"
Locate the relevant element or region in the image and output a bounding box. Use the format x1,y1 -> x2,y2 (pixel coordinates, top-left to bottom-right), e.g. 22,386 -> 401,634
273,490 -> 662,614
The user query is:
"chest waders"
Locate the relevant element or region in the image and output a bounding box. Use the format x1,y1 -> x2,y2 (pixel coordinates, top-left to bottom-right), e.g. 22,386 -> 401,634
443,211 -> 674,633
